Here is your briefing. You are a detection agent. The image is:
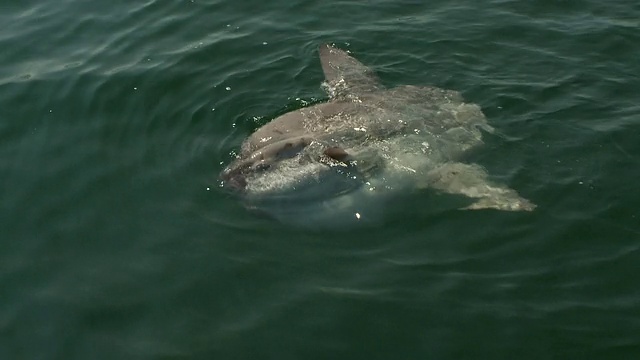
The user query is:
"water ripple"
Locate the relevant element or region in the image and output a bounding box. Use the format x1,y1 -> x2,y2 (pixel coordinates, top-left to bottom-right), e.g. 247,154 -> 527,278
2,0 -> 640,358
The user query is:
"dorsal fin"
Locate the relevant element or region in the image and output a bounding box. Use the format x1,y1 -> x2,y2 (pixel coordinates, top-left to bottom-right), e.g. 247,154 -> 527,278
318,43 -> 381,97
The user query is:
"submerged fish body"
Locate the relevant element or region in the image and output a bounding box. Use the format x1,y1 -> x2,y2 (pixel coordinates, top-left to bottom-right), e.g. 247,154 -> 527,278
220,44 -> 534,225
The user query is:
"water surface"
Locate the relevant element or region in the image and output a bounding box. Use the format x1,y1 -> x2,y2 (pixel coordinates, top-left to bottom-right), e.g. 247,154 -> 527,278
1,0 -> 639,358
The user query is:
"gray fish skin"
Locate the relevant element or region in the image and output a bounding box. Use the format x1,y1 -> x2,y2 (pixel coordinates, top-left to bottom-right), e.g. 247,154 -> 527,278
220,43 -> 535,220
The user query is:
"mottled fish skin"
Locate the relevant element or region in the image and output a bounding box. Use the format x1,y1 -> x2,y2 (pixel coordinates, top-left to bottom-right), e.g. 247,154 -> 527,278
220,43 -> 534,215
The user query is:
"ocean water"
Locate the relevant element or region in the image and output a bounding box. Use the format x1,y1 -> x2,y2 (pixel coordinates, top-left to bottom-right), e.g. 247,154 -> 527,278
1,0 -> 639,358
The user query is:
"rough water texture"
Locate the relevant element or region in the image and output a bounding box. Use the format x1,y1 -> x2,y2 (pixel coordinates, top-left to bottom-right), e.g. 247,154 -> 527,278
1,0 -> 639,359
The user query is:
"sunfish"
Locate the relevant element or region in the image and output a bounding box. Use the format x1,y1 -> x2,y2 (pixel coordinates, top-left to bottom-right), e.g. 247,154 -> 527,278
219,44 -> 535,225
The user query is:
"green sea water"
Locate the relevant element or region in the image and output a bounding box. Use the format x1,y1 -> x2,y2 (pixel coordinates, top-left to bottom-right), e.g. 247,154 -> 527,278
1,0 -> 639,358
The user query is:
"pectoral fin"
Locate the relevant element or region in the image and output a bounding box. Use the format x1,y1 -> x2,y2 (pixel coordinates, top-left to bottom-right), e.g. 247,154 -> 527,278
320,146 -> 384,180
323,146 -> 350,161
